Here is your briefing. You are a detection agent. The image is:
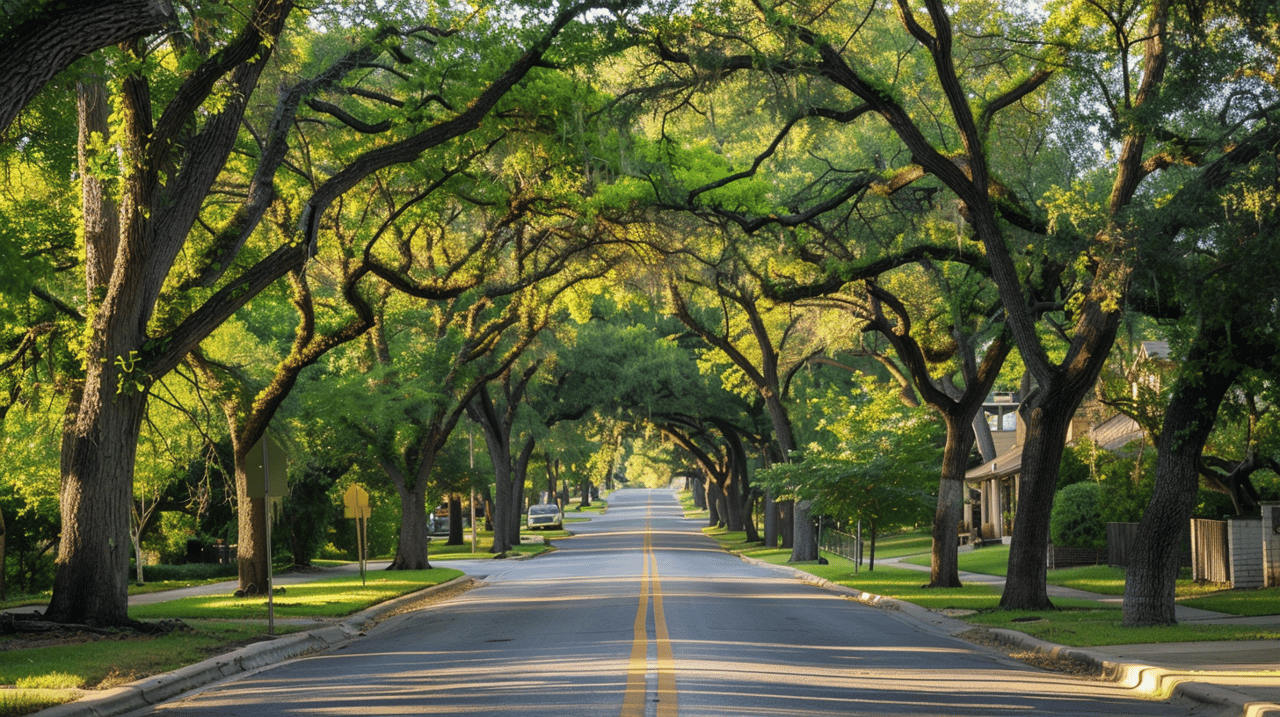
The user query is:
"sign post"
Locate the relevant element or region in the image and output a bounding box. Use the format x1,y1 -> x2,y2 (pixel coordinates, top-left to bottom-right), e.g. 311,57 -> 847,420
343,484 -> 371,584
247,435 -> 288,635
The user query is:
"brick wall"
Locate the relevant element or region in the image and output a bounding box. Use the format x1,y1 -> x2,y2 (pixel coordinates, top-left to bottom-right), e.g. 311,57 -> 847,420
1228,516 -> 1263,589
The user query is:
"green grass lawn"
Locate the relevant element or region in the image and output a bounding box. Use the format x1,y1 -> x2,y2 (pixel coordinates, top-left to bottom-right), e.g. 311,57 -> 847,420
0,622 -> 303,690
1182,586 -> 1280,616
701,527 -> 1280,646
964,607 -> 1280,646
898,544 -> 1275,617
863,532 -> 934,559
129,568 -> 463,620
0,621 -> 307,716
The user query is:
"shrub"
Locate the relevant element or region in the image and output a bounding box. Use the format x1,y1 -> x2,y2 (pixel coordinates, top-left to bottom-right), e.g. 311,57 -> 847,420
1051,481 -> 1106,549
129,562 -> 237,582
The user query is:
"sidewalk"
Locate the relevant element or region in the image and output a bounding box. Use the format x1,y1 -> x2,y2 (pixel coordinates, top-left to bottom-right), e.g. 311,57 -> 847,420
789,554 -> 1280,716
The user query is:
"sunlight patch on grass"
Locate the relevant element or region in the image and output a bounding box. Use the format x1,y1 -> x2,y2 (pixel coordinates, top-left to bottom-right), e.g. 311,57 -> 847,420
967,607 -> 1280,646
13,672 -> 81,690
129,568 -> 462,620
1182,587 -> 1280,616
0,688 -> 82,716
0,622 -> 301,692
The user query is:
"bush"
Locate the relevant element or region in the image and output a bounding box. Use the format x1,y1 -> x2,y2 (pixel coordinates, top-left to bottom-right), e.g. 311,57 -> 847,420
1051,481 -> 1106,550
129,562 -> 238,582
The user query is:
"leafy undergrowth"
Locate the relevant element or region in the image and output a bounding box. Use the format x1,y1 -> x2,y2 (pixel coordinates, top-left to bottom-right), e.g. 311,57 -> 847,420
129,568 -> 464,620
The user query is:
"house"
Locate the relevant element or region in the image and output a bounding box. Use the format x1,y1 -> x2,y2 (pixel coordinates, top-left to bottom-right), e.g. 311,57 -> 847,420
962,341 -> 1168,543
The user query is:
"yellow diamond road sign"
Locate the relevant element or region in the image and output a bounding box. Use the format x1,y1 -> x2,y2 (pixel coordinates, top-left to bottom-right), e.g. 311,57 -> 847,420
344,484 -> 370,519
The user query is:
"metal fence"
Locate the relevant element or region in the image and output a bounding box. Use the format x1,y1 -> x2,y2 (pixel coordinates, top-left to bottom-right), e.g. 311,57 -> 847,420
820,526 -> 864,569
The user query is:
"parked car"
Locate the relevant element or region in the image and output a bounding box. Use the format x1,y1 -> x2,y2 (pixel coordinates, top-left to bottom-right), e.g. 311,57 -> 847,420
526,503 -> 563,530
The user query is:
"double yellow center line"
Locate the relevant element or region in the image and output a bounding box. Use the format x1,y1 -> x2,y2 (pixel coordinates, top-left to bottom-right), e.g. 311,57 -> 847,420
621,509 -> 677,717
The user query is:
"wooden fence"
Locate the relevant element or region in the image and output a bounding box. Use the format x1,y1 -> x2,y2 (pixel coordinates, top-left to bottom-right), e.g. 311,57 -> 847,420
1106,522 -> 1138,567
1190,518 -> 1230,584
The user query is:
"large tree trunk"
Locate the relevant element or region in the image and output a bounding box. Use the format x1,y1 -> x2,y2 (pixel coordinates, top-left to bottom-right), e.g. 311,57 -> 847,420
707,480 -> 723,528
1124,328 -> 1242,626
510,439 -> 534,547
779,499 -> 794,549
723,477 -> 744,531
45,388 -> 146,625
491,460 -> 516,553
763,489 -> 778,547
998,393 -> 1082,610
741,489 -> 760,543
790,499 -> 817,562
447,495 -> 465,546
390,484 -> 432,570
929,415 -> 976,588
233,438 -> 271,593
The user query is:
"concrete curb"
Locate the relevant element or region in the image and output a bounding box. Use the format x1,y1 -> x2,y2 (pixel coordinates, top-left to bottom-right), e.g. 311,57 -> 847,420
33,575 -> 475,717
736,554 -> 1280,717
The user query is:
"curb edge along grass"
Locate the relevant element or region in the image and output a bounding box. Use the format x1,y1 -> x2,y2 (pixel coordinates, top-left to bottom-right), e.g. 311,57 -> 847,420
31,575 -> 476,717
735,554 -> 1279,717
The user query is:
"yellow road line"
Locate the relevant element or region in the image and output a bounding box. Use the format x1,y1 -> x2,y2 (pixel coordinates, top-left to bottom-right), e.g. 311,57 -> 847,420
621,502 -> 679,717
650,548 -> 678,717
621,529 -> 650,717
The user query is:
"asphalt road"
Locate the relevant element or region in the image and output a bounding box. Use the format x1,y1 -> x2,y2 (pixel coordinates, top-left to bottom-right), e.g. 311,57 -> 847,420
131,489 -> 1215,717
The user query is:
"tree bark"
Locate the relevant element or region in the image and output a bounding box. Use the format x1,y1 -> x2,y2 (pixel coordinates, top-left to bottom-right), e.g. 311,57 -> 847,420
930,414 -> 975,588
45,390 -> 146,625
763,490 -> 778,547
447,495 -> 465,546
0,0 -> 167,134
998,389 -> 1090,610
779,499 -> 794,549
390,484 -> 432,570
707,480 -> 724,528
723,476 -> 744,531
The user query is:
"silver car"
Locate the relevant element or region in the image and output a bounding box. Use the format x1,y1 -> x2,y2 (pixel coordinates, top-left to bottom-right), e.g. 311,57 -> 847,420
526,503 -> 563,530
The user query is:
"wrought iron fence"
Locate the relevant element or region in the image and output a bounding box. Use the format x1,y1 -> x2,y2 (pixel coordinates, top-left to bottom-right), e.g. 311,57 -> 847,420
819,526 -> 864,569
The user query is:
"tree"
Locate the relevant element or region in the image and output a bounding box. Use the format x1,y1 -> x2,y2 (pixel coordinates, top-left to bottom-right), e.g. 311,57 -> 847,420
34,0 -> 624,625
469,363 -> 542,554
635,0 -> 1274,610
666,258 -> 820,560
1122,147 -> 1280,625
758,377 -> 941,567
857,280 -> 1010,587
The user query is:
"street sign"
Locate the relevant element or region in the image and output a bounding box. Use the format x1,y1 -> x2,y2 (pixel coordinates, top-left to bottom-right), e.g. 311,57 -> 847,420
344,483 -> 371,585
343,484 -> 371,519
246,435 -> 288,498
